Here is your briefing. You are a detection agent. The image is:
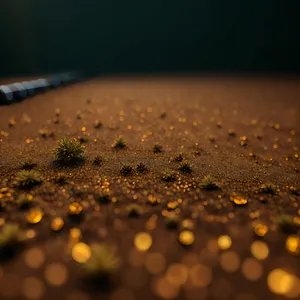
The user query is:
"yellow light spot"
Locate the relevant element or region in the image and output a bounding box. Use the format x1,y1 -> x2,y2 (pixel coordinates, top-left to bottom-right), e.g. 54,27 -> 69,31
72,243 -> 91,263
134,232 -> 152,251
167,201 -> 179,210
51,217 -> 64,231
254,224 -> 268,237
178,230 -> 195,246
250,241 -> 269,260
81,127 -> 86,132
267,269 -> 300,296
218,235 -> 232,250
286,235 -> 300,255
127,125 -> 132,129
69,228 -> 82,241
69,202 -> 83,215
181,219 -> 194,230
27,209 -> 43,224
230,195 -> 248,206
44,263 -> 68,286
26,229 -> 36,239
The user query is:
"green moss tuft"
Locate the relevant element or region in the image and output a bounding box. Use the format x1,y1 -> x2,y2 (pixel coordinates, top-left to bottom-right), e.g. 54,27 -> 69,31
53,137 -> 85,164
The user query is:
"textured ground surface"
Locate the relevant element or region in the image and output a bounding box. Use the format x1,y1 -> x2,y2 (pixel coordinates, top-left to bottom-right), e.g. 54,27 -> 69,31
0,76 -> 299,300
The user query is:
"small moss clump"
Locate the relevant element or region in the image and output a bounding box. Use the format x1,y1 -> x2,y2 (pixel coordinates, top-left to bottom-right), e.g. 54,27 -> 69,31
53,173 -> 68,185
120,165 -> 133,176
112,136 -> 127,150
93,155 -> 104,166
78,136 -> 90,144
289,186 -> 300,195
276,215 -> 300,234
16,170 -> 42,188
171,152 -> 184,163
0,223 -> 25,251
20,159 -> 37,170
153,143 -> 163,153
162,170 -> 177,182
127,204 -> 143,217
199,175 -> 219,190
84,244 -> 120,279
259,183 -> 277,195
53,137 -> 85,164
136,163 -> 148,174
178,160 -> 193,173
94,120 -> 103,129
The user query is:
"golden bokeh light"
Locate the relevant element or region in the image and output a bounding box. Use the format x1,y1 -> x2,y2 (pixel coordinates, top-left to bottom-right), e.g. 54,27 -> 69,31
250,241 -> 269,260
134,232 -> 152,251
230,195 -> 248,206
27,209 -> 43,224
217,235 -> 232,250
51,217 -> 64,231
253,224 -> 268,237
72,242 -> 91,263
267,269 -> 300,297
286,235 -> 300,255
178,230 -> 195,246
68,202 -> 83,215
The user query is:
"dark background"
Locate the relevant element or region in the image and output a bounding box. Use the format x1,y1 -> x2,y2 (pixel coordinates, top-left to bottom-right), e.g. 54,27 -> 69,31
1,1 -> 300,78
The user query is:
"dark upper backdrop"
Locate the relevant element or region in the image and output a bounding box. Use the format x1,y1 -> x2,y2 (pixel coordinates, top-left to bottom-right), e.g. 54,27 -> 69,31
1,1 -> 300,78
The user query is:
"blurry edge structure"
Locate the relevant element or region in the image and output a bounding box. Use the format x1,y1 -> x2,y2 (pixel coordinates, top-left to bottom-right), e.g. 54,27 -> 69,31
0,72 -> 83,105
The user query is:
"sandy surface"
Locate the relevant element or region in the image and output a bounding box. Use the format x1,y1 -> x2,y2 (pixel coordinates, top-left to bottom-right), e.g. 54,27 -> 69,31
0,76 -> 299,300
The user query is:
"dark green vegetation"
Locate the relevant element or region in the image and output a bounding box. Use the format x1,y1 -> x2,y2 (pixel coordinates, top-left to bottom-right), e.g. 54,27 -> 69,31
16,170 -> 42,188
53,137 -> 85,164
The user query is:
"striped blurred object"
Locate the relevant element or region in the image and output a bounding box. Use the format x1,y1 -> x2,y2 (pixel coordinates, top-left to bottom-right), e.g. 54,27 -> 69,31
0,72 -> 81,105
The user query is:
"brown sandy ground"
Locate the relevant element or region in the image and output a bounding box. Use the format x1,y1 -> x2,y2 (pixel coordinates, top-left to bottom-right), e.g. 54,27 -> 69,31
0,76 -> 299,300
